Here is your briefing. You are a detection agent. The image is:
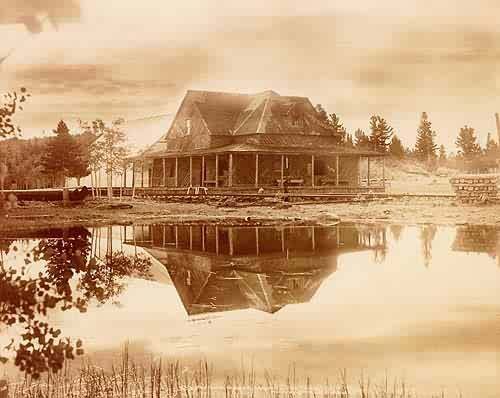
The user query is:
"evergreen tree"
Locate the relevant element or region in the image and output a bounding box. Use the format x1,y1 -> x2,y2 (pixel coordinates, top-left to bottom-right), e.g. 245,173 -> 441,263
389,135 -> 405,158
328,113 -> 346,144
414,112 -> 438,161
455,125 -> 481,159
354,128 -> 370,148
315,104 -> 329,123
485,132 -> 499,155
369,115 -> 393,152
69,141 -> 91,186
344,133 -> 354,148
41,120 -> 82,186
438,144 -> 447,161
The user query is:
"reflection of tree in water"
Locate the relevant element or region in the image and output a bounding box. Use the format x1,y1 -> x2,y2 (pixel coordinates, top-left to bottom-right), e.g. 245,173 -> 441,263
389,224 -> 404,242
420,224 -> 437,267
356,225 -> 387,263
0,227 -> 152,378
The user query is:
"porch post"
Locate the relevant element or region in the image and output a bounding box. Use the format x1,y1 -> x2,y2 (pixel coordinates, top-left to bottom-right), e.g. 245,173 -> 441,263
174,157 -> 178,187
189,156 -> 193,186
228,153 -> 233,187
131,161 -> 135,189
311,155 -> 315,187
202,226 -> 206,252
201,155 -> 205,186
357,156 -> 361,186
141,161 -> 144,188
255,153 -> 259,188
336,155 -> 339,186
189,226 -> 193,250
123,165 -> 127,188
367,157 -> 371,187
255,227 -> 260,256
229,227 -> 234,256
311,226 -> 316,251
280,154 -> 285,187
215,226 -> 219,255
162,158 -> 166,187
281,228 -> 285,252
215,154 -> 219,188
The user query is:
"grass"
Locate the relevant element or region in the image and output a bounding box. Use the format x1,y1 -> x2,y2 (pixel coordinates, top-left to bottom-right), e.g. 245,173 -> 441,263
4,344 -> 459,398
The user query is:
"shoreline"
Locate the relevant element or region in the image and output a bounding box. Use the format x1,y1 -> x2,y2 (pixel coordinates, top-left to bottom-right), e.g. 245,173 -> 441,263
1,197 -> 500,232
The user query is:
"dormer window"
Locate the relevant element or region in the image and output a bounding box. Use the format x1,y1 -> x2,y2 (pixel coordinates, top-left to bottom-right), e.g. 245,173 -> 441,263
186,119 -> 191,135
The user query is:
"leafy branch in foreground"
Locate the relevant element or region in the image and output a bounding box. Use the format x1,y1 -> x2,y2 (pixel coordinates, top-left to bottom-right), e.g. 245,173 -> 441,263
0,88 -> 31,138
0,228 -> 152,378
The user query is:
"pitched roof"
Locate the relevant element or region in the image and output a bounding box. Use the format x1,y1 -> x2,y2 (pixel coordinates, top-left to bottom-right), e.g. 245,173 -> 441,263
193,91 -> 251,135
170,89 -> 336,137
136,89 -> 380,159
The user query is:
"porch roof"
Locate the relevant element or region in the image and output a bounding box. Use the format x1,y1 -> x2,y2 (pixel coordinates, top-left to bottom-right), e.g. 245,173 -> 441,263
133,143 -> 385,160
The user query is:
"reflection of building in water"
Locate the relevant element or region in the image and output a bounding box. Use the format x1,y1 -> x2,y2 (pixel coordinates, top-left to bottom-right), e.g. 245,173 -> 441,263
126,224 -> 386,315
452,225 -> 500,266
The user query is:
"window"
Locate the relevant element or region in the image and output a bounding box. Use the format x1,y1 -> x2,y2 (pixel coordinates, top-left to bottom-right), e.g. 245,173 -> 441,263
186,119 -> 191,135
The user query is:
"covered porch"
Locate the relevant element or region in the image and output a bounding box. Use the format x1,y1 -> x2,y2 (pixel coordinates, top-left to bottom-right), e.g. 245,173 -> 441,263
129,150 -> 386,192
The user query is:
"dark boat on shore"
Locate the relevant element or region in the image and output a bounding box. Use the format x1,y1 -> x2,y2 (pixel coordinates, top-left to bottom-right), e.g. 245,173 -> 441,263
1,186 -> 90,202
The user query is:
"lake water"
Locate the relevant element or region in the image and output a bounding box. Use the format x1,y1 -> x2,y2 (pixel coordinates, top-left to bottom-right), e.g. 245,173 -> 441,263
1,222 -> 499,397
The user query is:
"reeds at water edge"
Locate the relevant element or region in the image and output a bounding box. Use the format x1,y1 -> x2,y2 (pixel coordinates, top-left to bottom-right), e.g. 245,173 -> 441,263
4,343 -> 459,398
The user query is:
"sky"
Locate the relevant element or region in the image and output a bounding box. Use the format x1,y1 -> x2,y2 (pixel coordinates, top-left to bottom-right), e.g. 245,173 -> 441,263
1,0 -> 499,152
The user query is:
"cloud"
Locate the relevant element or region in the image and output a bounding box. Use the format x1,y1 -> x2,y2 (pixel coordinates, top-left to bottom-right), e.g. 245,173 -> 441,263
7,44 -> 216,136
0,0 -> 81,32
3,1 -> 500,147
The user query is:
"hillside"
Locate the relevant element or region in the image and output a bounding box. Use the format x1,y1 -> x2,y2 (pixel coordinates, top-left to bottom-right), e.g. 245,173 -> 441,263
385,158 -> 459,195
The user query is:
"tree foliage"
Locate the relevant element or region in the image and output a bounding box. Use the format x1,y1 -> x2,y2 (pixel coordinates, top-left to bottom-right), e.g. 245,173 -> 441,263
369,115 -> 393,153
0,137 -> 52,189
0,228 -> 152,378
414,112 -> 438,161
328,113 -> 347,144
40,120 -> 90,186
354,128 -> 370,149
315,104 -> 329,123
0,132 -> 93,190
485,132 -> 499,155
455,125 -> 481,159
0,88 -> 30,138
389,135 -> 405,158
314,105 -> 349,144
81,118 -> 128,198
439,144 -> 447,161
344,133 -> 354,148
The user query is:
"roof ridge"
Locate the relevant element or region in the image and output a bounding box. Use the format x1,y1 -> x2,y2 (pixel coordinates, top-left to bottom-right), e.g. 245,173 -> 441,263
233,96 -> 267,134
187,89 -> 252,97
256,96 -> 271,134
193,102 -> 213,134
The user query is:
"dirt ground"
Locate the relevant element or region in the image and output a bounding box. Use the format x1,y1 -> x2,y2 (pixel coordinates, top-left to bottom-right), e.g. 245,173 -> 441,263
385,159 -> 456,195
1,195 -> 499,233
